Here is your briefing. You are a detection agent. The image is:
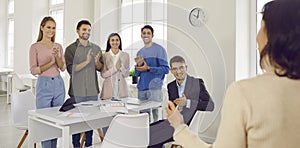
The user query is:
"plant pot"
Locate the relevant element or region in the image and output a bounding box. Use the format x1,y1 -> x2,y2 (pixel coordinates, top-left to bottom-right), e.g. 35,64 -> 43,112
132,76 -> 138,84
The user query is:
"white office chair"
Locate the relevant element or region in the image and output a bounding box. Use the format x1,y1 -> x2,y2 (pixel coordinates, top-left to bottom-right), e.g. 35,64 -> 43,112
11,91 -> 36,148
13,74 -> 31,92
101,113 -> 149,148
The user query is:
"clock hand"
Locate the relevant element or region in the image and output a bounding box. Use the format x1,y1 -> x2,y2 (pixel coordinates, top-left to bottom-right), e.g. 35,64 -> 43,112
193,10 -> 199,18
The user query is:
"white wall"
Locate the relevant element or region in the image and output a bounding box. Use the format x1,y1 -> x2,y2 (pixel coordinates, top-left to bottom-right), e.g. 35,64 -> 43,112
93,0 -> 120,48
14,0 -> 48,74
167,0 -> 236,143
0,0 -> 7,67
64,0 -> 94,46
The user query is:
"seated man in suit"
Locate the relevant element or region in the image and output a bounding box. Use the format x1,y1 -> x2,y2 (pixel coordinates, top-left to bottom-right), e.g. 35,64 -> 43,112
148,55 -> 214,148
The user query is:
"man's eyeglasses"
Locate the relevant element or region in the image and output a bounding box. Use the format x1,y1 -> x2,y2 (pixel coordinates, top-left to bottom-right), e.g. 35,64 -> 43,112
171,65 -> 186,72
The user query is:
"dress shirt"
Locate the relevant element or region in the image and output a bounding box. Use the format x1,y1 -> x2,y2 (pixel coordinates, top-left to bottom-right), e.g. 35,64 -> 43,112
176,76 -> 191,110
109,49 -> 120,98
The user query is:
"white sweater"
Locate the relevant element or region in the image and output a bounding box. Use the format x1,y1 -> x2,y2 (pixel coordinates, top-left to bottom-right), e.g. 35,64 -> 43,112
174,72 -> 300,148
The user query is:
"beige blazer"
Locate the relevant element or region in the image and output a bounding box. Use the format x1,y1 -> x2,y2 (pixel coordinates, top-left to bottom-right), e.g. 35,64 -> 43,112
173,72 -> 300,148
100,51 -> 130,99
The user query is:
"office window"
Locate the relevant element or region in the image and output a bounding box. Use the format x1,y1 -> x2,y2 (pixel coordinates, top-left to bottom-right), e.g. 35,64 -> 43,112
49,0 -> 64,45
8,0 -> 14,14
120,0 -> 167,68
256,0 -> 272,74
51,0 -> 63,5
6,0 -> 14,68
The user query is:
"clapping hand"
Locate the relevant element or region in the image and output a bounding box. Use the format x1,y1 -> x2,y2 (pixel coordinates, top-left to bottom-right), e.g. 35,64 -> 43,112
116,59 -> 121,70
94,51 -> 102,64
174,94 -> 187,110
51,47 -> 59,64
86,49 -> 92,63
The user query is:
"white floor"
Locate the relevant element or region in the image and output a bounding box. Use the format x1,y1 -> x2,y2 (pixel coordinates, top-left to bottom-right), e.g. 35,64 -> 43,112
0,95 -> 103,148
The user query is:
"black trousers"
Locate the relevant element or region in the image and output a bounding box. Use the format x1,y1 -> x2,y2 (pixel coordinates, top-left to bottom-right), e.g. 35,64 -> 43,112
148,120 -> 174,148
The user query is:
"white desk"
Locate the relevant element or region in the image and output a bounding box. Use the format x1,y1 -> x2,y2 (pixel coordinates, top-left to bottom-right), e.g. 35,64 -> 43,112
28,99 -> 162,148
18,74 -> 37,94
6,73 -> 37,104
0,68 -> 14,75
0,68 -> 13,103
28,106 -> 116,148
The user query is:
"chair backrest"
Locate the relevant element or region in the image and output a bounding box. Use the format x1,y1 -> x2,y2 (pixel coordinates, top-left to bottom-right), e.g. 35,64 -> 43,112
11,91 -> 36,129
101,113 -> 149,148
13,74 -> 29,90
189,111 -> 201,134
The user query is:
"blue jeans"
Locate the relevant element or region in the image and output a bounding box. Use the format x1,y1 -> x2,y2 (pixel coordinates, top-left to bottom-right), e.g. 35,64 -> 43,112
36,75 -> 65,148
138,89 -> 162,122
72,96 -> 97,147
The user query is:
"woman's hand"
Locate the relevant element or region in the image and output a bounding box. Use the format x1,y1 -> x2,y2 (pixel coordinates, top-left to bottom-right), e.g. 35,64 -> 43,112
116,59 -> 121,70
95,51 -> 102,64
166,101 -> 184,129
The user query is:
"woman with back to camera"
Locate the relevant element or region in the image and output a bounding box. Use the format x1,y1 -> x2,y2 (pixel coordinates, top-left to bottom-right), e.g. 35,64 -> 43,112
29,16 -> 66,148
166,0 -> 300,147
100,33 -> 130,99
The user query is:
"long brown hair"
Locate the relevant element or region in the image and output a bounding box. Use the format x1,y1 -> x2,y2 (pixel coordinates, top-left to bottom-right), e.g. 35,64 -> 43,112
260,0 -> 300,79
36,16 -> 56,42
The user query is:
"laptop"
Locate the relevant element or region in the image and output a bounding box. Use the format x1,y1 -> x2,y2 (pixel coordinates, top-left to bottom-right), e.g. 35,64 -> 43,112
59,98 -> 76,112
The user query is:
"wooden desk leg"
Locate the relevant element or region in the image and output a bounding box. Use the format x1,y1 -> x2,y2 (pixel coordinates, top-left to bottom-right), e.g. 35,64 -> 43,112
97,128 -> 104,142
80,132 -> 85,148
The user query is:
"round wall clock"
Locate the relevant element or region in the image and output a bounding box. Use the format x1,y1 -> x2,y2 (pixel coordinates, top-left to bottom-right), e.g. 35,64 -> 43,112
189,7 -> 207,27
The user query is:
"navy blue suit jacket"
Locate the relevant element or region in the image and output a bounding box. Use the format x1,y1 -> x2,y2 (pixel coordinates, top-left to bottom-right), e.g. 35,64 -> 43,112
148,75 -> 214,147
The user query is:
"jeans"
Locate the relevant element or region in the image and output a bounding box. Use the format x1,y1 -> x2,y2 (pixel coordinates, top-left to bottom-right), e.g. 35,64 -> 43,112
36,75 -> 65,148
138,89 -> 163,122
72,95 -> 98,147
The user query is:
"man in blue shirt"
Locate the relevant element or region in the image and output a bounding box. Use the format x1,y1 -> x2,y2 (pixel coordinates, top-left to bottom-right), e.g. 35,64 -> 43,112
135,25 -> 169,122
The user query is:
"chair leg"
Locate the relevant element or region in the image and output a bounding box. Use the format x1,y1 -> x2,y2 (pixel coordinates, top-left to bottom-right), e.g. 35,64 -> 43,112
17,130 -> 28,148
80,132 -> 85,148
97,128 -> 104,142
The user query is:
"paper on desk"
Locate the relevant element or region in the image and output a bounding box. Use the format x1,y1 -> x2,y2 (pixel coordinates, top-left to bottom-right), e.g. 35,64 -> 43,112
58,112 -> 90,118
100,105 -> 128,114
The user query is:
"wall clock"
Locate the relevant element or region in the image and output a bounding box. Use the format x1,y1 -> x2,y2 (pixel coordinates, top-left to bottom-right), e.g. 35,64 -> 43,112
189,7 -> 207,27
